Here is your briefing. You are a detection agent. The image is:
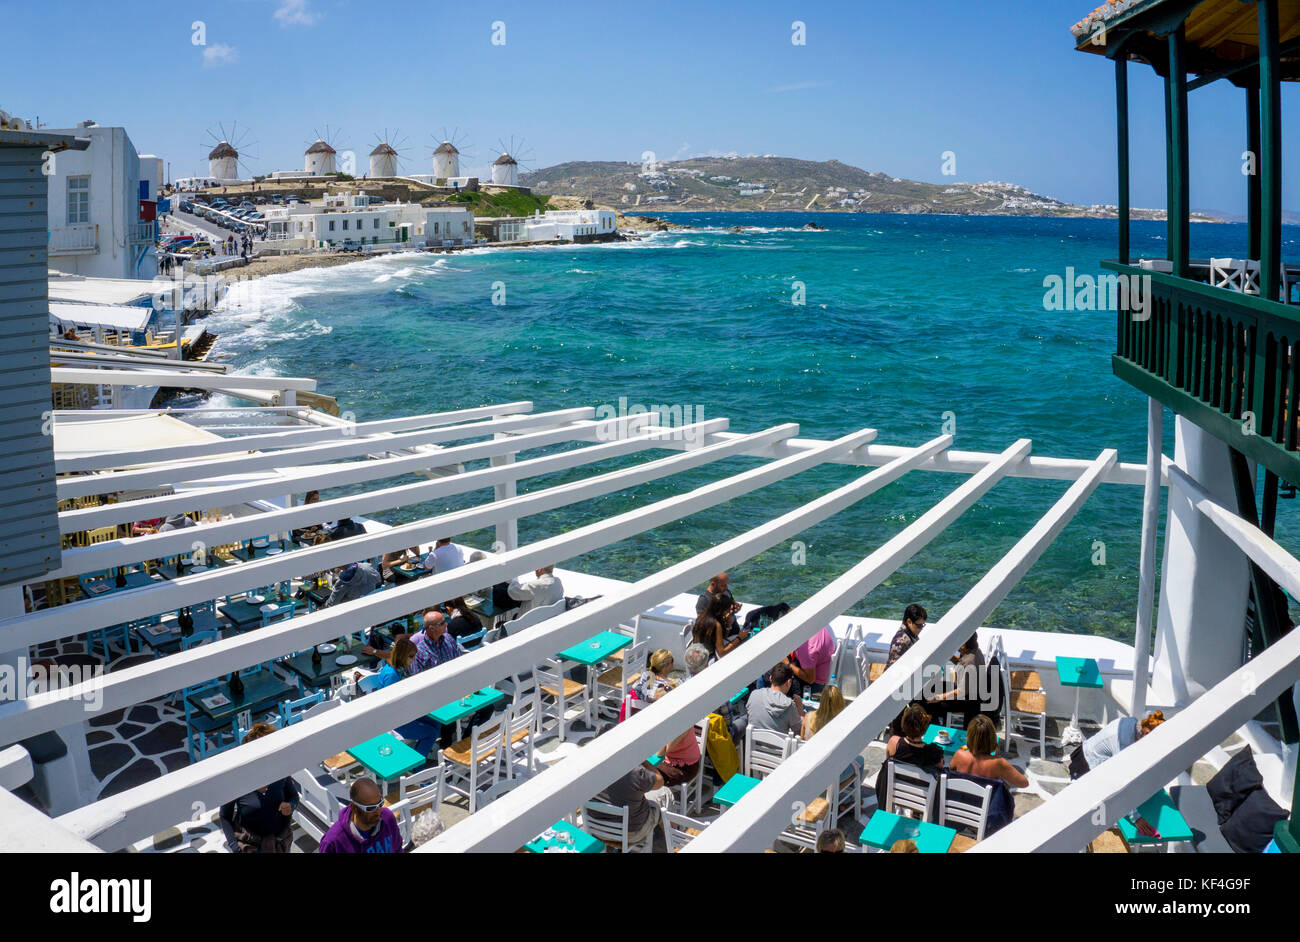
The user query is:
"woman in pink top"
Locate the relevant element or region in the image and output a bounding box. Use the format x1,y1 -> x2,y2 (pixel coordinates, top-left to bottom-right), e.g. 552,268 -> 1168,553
648,655 -> 701,787
788,626 -> 836,697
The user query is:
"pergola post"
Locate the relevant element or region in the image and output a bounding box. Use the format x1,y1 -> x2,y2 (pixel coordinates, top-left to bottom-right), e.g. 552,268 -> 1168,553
1132,398 -> 1162,717
1258,0 -> 1282,302
1116,56 -> 1132,264
1165,25 -> 1190,278
1246,82 -> 1263,261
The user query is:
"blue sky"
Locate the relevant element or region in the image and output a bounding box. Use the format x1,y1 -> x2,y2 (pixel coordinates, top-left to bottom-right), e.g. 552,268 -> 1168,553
5,0 -> 1298,213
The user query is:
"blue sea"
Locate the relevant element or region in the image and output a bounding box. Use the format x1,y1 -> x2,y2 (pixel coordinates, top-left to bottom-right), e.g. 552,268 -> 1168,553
204,212 -> 1300,642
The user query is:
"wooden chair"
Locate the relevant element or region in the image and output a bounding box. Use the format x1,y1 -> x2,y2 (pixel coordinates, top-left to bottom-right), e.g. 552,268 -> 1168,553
536,657 -> 593,742
1007,669 -> 1047,758
499,695 -> 539,780
595,640 -> 647,721
440,717 -> 505,813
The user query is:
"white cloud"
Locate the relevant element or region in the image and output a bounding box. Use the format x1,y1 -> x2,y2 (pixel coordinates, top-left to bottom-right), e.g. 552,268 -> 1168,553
767,80 -> 832,93
202,43 -> 239,68
275,0 -> 319,26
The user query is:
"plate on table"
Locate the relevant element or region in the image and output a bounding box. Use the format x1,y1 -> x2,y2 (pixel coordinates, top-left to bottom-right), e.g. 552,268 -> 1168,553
316,643 -> 337,655
252,538 -> 268,547
266,547 -> 283,556
247,594 -> 266,604
259,604 -> 279,614
189,565 -> 208,574
335,654 -> 358,666
86,583 -> 111,595
201,693 -> 231,709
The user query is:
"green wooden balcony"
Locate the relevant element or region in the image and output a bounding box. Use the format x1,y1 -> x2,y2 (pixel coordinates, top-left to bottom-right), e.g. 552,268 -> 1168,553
1108,259 -> 1300,486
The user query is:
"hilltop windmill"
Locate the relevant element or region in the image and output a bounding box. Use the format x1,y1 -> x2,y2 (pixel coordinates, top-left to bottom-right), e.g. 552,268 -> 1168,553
426,127 -> 474,181
368,129 -> 411,178
203,122 -> 259,181
490,135 -> 534,187
303,125 -> 348,175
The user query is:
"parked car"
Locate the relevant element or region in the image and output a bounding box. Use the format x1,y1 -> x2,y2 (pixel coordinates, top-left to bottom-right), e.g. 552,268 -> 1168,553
338,239 -> 362,252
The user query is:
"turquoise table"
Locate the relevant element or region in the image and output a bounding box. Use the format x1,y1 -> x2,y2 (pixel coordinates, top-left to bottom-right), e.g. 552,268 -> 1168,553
646,753 -> 664,767
524,820 -> 604,853
81,569 -> 158,598
347,733 -> 425,790
714,773 -> 760,808
860,810 -> 957,853
922,723 -> 1001,758
1117,790 -> 1195,849
428,687 -> 507,725
729,687 -> 751,706
1056,655 -> 1104,744
557,630 -> 633,666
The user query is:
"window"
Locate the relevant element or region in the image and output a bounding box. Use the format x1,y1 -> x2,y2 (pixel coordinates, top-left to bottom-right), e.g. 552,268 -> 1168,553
67,176 -> 90,224
373,218 -> 379,229
328,220 -> 336,231
342,219 -> 349,230
434,222 -> 440,234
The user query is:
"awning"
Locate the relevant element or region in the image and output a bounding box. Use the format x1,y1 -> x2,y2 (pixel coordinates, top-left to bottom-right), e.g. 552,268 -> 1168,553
50,301 -> 152,333
53,413 -> 225,464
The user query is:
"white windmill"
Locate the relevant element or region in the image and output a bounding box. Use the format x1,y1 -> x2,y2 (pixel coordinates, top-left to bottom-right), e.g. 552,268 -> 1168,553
490,136 -> 533,187
304,126 -> 348,175
203,123 -> 258,181
368,129 -> 410,178
427,128 -> 473,182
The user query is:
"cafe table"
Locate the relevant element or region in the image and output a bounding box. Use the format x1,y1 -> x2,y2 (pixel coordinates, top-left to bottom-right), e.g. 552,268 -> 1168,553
135,607 -> 223,656
281,645 -> 380,690
557,630 -> 632,666
228,538 -> 291,563
713,773 -> 760,809
860,810 -> 957,853
388,562 -> 425,583
1056,655 -> 1104,748
80,569 -> 159,599
429,687 -> 507,739
187,673 -> 297,728
466,593 -> 513,628
524,820 -> 604,854
347,733 -> 425,793
151,559 -> 220,581
220,594 -> 296,632
921,723 -> 1001,758
1116,790 -> 1195,851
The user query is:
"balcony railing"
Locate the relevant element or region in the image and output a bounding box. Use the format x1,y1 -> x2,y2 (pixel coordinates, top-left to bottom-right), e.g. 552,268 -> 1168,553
1108,260 -> 1300,485
130,221 -> 156,244
48,224 -> 97,255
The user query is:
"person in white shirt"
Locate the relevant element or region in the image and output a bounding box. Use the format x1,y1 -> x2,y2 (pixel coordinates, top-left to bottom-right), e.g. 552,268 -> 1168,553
507,564 -> 564,614
423,538 -> 465,574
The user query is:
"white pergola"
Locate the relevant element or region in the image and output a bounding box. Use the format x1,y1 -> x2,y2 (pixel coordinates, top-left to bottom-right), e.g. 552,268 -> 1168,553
2,390 -> 1294,853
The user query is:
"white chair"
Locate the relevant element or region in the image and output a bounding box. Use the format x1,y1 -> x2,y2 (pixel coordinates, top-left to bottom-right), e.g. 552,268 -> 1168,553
1211,257 -> 1246,291
884,761 -> 937,820
661,809 -> 708,852
292,770 -> 344,844
398,762 -> 447,810
744,727 -> 794,780
580,799 -> 653,853
504,598 -> 566,632
499,694 -> 539,780
1242,259 -> 1262,294
440,717 -> 505,813
938,773 -> 994,841
536,657 -> 594,742
779,782 -> 836,851
596,640 -> 648,721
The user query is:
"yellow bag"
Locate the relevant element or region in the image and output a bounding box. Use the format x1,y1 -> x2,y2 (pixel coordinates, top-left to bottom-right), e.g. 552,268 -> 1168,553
705,713 -> 740,782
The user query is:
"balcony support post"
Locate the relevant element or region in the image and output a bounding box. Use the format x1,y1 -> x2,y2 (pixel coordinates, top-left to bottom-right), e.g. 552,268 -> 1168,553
1116,56 -> 1132,265
1164,25 -> 1190,278
1259,0 -> 1282,302
1246,82 -> 1263,262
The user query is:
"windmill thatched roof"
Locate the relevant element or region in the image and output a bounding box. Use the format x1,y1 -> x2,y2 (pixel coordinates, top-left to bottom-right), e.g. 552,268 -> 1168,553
305,139 -> 337,155
370,142 -> 397,156
208,141 -> 238,159
434,141 -> 459,155
493,153 -> 517,166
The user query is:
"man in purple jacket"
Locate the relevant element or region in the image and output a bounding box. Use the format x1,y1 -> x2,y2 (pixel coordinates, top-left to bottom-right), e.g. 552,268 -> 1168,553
317,778 -> 402,854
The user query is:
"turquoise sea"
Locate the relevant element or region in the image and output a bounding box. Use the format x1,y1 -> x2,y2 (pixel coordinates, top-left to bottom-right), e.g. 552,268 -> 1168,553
205,212 -> 1300,642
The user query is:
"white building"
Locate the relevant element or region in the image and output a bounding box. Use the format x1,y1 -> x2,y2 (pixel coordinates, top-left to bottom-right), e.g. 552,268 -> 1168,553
432,141 -> 460,180
491,153 -> 518,186
207,141 -> 239,181
261,192 -> 474,249
369,142 -> 397,178
305,139 -> 337,175
520,208 -> 617,242
45,122 -> 158,280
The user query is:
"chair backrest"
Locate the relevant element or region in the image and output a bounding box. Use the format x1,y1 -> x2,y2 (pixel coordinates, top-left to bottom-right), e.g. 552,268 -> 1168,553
939,773 -> 994,840
581,799 -> 632,851
855,646 -> 872,694
261,600 -> 297,627
745,727 -> 793,779
506,598 -> 566,631
680,621 -> 694,652
508,692 -> 539,737
886,761 -> 937,820
181,629 -> 219,651
623,640 -> 649,688
279,690 -> 327,726
480,776 -> 526,805
662,809 -> 708,852
1210,257 -> 1244,290
534,658 -> 567,707
291,770 -> 343,841
301,698 -> 341,722
459,628 -> 487,650
398,762 -> 447,809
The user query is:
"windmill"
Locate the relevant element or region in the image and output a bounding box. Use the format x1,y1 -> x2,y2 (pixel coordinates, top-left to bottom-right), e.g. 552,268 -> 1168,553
426,126 -> 474,181
203,122 -> 259,181
368,128 -> 411,178
490,135 -> 534,187
303,125 -> 348,175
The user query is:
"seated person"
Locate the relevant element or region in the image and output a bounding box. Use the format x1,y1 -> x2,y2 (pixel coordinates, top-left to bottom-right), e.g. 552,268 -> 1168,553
746,661 -> 803,736
704,593 -> 747,653
875,703 -> 945,807
291,490 -> 323,544
157,513 -> 197,532
1073,710 -> 1166,779
407,611 -> 488,749
219,722 -> 299,853
354,639 -> 442,757
592,764 -> 665,848
317,777 -> 402,854
380,548 -> 414,582
507,564 -> 564,614
886,603 -> 928,668
816,828 -> 846,853
649,682 -> 701,789
787,624 -> 835,699
423,537 -> 465,574
324,516 -> 366,541
802,685 -> 864,781
325,561 -> 382,607
697,572 -> 741,632
691,613 -> 742,660
949,714 -> 1028,788
637,649 -> 678,701
443,597 -> 483,640
742,601 -> 791,632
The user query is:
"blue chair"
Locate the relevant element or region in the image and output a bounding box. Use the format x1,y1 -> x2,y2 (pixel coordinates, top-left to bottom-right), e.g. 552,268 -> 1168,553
279,691 -> 327,726
459,629 -> 487,651
183,678 -> 238,762
261,600 -> 298,628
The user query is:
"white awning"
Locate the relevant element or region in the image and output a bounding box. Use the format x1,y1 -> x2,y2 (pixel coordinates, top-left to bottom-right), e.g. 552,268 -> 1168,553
53,413 -> 225,464
50,301 -> 152,333
48,272 -> 154,306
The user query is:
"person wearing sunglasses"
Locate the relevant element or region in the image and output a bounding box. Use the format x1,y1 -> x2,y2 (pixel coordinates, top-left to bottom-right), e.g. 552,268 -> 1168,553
317,778 -> 402,854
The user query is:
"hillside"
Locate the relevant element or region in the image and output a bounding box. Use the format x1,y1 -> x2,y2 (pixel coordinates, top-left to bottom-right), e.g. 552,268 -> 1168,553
522,155 -> 1213,220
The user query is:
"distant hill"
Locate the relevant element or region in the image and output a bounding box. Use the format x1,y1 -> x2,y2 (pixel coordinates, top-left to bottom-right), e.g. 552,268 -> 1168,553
522,155 -> 1218,220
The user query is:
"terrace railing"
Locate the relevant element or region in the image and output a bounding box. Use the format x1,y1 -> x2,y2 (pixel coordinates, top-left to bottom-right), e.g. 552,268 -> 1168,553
1108,260 -> 1300,486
